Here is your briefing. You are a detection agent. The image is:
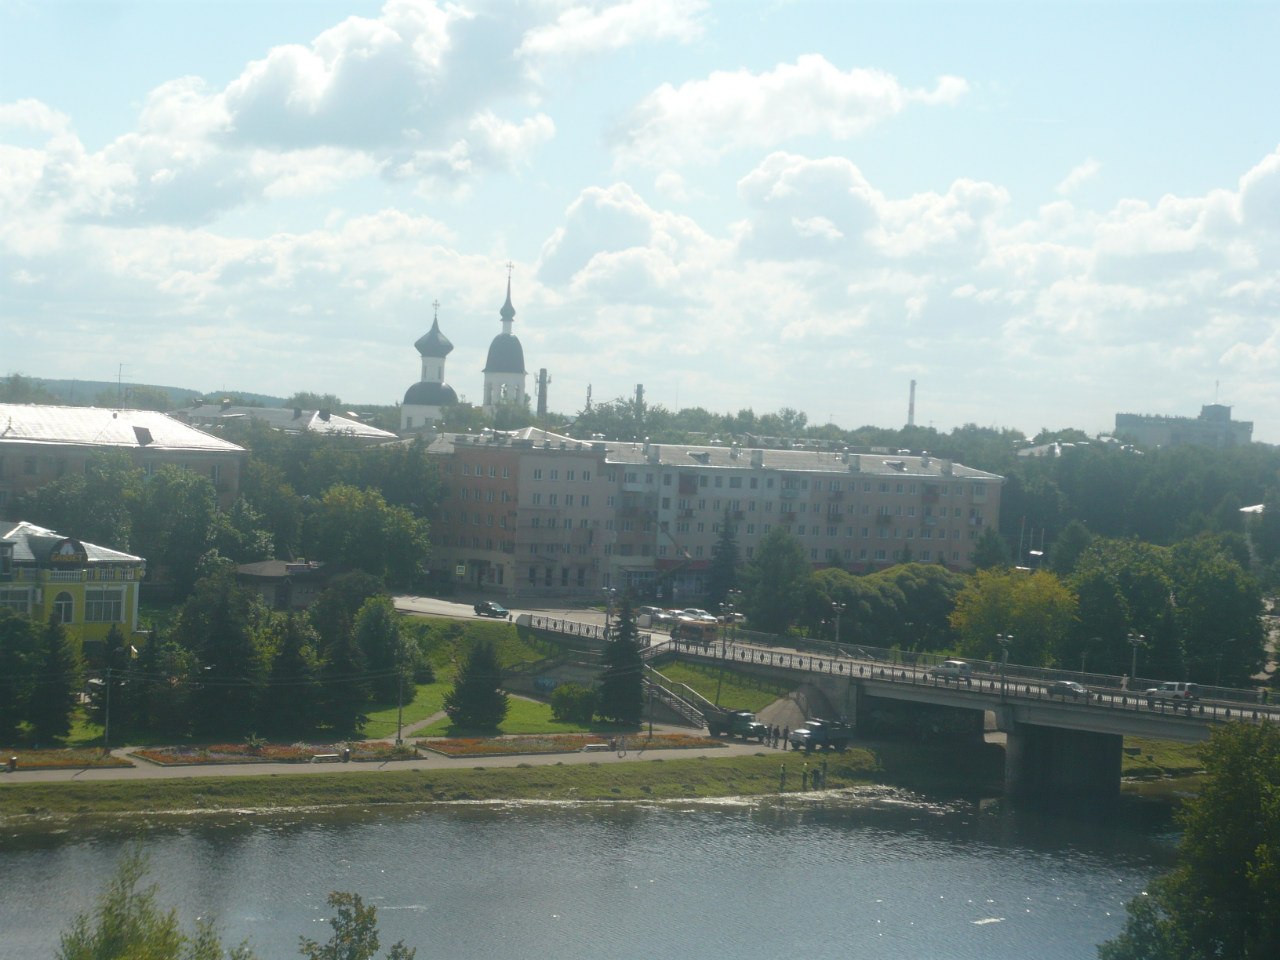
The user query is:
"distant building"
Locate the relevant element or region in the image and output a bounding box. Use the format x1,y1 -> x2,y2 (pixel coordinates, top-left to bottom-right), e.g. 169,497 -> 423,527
482,280 -> 528,415
0,520 -> 146,645
400,304 -> 459,431
0,403 -> 246,510
177,403 -> 398,446
1115,404 -> 1253,449
428,429 -> 1003,600
235,559 -> 333,611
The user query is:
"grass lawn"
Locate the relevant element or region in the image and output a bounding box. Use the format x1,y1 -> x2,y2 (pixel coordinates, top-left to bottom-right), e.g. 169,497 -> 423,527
1121,737 -> 1204,778
415,695 -> 617,736
654,660 -> 791,714
362,682 -> 450,739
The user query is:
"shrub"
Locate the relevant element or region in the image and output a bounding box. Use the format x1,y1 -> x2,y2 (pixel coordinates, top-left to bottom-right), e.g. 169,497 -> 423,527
550,683 -> 598,724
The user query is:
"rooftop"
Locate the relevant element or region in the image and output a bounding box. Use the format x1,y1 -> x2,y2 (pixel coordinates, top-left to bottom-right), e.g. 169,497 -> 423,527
1,520 -> 144,566
179,405 -> 398,442
0,403 -> 245,453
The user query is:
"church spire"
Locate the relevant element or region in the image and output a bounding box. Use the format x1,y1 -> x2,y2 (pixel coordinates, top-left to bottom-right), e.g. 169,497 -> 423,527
500,262 -> 516,334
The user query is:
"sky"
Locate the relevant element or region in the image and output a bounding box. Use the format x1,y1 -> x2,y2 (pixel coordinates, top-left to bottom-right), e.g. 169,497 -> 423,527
3,0 -> 1279,441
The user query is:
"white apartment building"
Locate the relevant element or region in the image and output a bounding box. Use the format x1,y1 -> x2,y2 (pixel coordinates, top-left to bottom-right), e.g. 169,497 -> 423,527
429,430 -> 1004,600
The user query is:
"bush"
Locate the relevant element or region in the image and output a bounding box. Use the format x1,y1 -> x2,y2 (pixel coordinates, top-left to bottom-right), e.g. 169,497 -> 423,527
550,683 -> 598,724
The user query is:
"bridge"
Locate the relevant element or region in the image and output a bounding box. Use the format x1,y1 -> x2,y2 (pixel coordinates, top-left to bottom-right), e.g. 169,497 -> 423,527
520,613 -> 1277,798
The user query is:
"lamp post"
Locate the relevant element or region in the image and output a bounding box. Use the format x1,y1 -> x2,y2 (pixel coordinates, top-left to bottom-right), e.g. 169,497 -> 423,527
603,587 -> 616,638
996,633 -> 1012,698
395,636 -> 405,746
1127,633 -> 1145,686
1215,638 -> 1236,688
831,601 -> 846,645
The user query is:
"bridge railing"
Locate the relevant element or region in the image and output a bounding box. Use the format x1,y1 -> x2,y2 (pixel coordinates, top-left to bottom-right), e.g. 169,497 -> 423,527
668,638 -> 1280,727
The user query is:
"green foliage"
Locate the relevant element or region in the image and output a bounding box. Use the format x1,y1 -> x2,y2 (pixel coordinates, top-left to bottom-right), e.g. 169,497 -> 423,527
597,597 -> 644,725
742,528 -> 810,634
259,615 -> 323,737
298,891 -> 415,960
1100,723 -> 1280,960
805,563 -> 965,650
28,616 -> 81,742
353,596 -> 407,703
549,682 -> 598,724
949,568 -> 1078,666
302,484 -> 430,589
971,527 -> 1010,570
0,608 -> 37,742
0,372 -> 57,403
58,851 -> 257,960
132,465 -> 221,597
705,509 -> 740,608
15,452 -> 142,553
443,640 -> 508,730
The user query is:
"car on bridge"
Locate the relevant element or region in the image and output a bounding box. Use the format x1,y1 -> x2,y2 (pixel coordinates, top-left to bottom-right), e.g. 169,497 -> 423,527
929,660 -> 973,684
1145,681 -> 1200,707
1046,680 -> 1089,700
473,600 -> 509,619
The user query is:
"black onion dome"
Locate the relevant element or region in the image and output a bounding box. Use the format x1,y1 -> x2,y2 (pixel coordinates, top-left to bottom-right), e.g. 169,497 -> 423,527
483,333 -> 526,374
403,381 -> 458,406
414,318 -> 453,357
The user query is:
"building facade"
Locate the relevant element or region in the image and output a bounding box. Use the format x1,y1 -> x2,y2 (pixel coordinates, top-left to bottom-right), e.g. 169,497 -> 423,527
0,521 -> 147,646
428,430 -> 1004,600
0,404 -> 247,510
1115,404 -> 1253,449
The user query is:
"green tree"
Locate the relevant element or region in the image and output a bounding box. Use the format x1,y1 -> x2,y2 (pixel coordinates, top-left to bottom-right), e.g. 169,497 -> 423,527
302,485 -> 430,589
318,624 -> 371,737
0,609 -> 36,742
16,451 -> 142,552
1100,722 -> 1280,960
1171,537 -> 1265,685
705,510 -> 740,609
353,596 -> 407,704
298,891 -> 415,960
949,568 -> 1078,666
741,528 -> 810,634
597,597 -> 644,725
971,527 -> 1011,570
0,372 -> 57,403
443,641 -> 507,731
28,615 -> 81,743
132,465 -> 220,597
172,570 -> 270,738
1048,519 -> 1093,577
259,614 -> 323,738
58,851 -> 257,960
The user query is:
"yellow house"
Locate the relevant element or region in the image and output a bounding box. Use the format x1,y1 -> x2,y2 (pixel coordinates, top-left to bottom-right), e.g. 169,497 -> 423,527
0,521 -> 146,649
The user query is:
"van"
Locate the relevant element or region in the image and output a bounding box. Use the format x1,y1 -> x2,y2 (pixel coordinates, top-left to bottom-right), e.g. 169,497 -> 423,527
930,660 -> 973,683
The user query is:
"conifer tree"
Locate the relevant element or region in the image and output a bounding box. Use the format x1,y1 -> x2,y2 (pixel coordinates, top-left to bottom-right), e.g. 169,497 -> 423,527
28,615 -> 80,743
597,596 -> 644,726
443,641 -> 507,731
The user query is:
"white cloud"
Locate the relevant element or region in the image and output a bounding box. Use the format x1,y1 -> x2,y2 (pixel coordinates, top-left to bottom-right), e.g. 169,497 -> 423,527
613,55 -> 968,167
518,0 -> 706,60
1055,158 -> 1101,195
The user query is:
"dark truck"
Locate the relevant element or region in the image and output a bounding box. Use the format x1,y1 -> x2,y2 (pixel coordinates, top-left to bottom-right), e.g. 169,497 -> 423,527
704,707 -> 769,742
788,718 -> 853,752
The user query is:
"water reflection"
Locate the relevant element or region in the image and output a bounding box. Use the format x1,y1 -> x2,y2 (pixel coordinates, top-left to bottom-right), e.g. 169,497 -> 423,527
2,790 -> 1176,960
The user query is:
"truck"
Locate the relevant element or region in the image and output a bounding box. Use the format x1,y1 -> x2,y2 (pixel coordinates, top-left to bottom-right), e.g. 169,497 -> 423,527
788,718 -> 853,752
704,707 -> 769,742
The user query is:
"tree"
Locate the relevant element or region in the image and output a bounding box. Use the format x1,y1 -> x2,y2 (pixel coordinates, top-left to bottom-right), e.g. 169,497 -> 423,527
58,851 -> 258,960
298,891 -> 415,960
741,528 -> 810,634
0,608 -> 36,742
1048,519 -> 1093,577
172,570 -> 270,738
28,615 -> 81,743
318,623 -> 371,737
0,372 -> 56,403
1100,722 -> 1280,960
132,465 -> 220,597
597,597 -> 644,725
971,527 -> 1011,570
443,641 -> 507,731
353,596 -> 407,704
259,614 -> 322,738
949,568 -> 1078,666
705,510 -> 740,609
302,485 -> 430,589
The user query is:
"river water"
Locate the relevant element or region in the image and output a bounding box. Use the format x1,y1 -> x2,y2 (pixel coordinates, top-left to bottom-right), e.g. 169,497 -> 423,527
1,787 -> 1175,960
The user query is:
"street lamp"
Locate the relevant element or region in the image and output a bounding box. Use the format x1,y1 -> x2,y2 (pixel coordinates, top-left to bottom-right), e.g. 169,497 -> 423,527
1127,633 -> 1145,686
1215,638 -> 1236,688
603,586 -> 616,638
996,633 -> 1013,697
831,601 -> 846,644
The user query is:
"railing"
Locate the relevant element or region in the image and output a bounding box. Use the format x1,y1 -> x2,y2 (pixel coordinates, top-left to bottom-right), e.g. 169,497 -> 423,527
526,614 -> 653,649
643,667 -> 706,726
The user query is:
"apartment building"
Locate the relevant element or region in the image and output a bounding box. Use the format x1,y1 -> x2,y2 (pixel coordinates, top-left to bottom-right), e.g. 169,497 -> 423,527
429,430 -> 1003,600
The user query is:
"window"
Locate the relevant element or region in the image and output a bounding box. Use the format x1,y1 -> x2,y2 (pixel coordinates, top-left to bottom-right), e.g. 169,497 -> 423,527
502,467 -> 510,478
462,464 -> 471,476
583,470 -> 591,481
714,476 -> 723,488
533,468 -> 543,480
729,477 -> 742,488
532,493 -> 542,505
750,477 -> 758,489
86,589 -> 125,622
489,466 -> 497,478
550,469 -> 559,480
0,588 -> 31,614
53,591 -> 75,623
566,470 -> 575,481
565,494 -> 574,506
549,494 -> 558,506
581,495 -> 590,507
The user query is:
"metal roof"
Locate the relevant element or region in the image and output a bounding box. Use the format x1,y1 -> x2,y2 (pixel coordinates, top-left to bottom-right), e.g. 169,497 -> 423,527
0,404 -> 244,453
180,405 -> 397,441
0,521 -> 144,565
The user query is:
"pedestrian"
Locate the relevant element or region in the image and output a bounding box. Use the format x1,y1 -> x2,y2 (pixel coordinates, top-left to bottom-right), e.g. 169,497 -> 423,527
1121,674 -> 1129,691
783,725 -> 790,749
802,764 -> 808,790
779,763 -> 786,792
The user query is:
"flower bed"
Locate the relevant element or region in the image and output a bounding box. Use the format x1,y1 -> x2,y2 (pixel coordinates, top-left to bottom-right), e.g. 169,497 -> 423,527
419,733 -> 723,757
0,748 -> 134,770
132,741 -> 418,766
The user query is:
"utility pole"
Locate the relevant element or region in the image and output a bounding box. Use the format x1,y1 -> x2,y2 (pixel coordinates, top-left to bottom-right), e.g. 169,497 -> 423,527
103,666 -> 112,752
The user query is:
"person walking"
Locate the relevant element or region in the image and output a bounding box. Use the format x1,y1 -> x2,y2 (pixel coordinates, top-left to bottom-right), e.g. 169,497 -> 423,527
783,725 -> 790,749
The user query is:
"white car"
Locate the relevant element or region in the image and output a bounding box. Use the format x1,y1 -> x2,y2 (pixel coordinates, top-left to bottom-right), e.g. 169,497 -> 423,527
680,608 -> 719,623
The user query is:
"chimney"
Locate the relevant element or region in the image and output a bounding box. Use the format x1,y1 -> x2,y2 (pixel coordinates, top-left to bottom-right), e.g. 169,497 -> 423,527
648,444 -> 661,463
750,449 -> 764,468
908,379 -> 916,428
318,409 -> 331,421
848,454 -> 861,472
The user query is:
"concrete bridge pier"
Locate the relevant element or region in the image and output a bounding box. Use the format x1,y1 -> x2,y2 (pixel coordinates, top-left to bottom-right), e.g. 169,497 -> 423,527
1003,722 -> 1123,799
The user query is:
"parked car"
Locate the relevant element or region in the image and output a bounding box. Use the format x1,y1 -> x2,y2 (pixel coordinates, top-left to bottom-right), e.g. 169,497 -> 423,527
473,600 -> 509,619
1046,680 -> 1088,700
680,608 -> 718,623
1146,681 -> 1200,707
929,660 -> 973,683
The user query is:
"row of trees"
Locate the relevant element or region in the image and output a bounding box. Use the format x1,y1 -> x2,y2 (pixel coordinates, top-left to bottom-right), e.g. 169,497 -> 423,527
713,519 -> 1266,688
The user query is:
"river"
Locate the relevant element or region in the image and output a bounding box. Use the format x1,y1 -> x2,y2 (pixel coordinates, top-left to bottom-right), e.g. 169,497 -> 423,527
1,787 -> 1175,960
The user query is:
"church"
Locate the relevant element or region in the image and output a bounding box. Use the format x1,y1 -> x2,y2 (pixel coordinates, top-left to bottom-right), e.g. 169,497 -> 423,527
400,278 -> 528,431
